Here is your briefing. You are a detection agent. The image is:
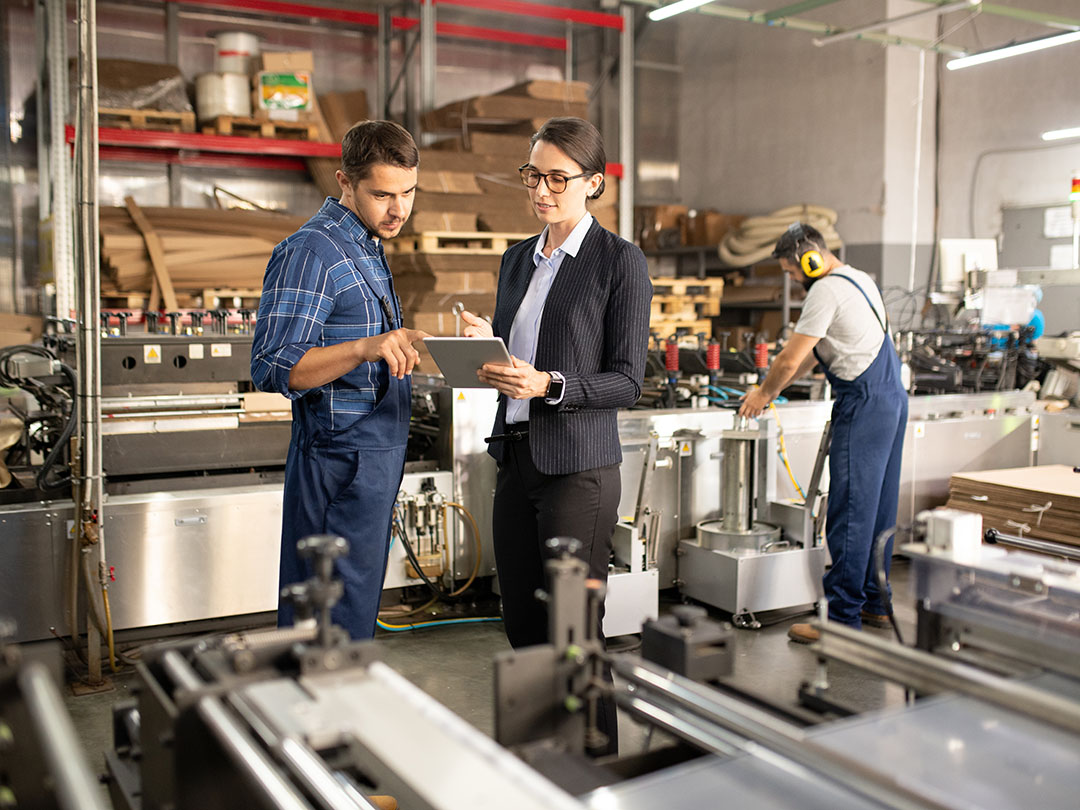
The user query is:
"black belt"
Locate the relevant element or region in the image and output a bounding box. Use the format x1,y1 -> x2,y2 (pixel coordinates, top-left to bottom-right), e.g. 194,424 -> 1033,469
485,422 -> 529,443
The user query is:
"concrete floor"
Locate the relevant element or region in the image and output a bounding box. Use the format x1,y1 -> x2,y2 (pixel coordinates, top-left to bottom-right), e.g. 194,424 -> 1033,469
60,560 -> 916,807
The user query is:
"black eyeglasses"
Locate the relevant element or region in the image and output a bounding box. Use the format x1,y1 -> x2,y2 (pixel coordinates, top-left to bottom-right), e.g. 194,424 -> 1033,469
518,164 -> 592,194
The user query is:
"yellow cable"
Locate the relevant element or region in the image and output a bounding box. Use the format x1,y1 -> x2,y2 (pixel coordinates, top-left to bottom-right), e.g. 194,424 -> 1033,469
769,403 -> 807,501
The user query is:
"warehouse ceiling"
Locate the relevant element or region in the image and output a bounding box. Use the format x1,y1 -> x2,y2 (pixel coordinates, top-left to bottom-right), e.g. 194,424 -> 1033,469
627,1 -> 1080,57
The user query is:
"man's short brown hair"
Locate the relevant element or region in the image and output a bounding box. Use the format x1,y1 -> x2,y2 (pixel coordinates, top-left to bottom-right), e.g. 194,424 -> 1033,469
340,120 -> 419,184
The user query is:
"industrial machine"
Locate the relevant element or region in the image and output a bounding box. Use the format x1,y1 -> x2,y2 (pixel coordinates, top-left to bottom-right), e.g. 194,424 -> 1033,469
679,415 -> 826,626
0,619 -> 108,810
98,528 -> 1080,810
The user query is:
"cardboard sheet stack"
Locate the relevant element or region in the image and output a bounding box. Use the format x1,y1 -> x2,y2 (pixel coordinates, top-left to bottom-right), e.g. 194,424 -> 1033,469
945,464 -> 1080,549
99,206 -> 306,308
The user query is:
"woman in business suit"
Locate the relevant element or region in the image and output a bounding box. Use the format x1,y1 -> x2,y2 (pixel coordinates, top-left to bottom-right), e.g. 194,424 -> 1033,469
461,117 -> 652,756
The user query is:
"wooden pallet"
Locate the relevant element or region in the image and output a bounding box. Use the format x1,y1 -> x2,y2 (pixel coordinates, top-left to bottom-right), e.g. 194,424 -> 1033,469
651,295 -> 721,321
389,231 -> 531,256
650,277 -> 726,296
203,288 -> 262,308
649,318 -> 712,338
202,116 -> 320,140
99,107 -> 195,133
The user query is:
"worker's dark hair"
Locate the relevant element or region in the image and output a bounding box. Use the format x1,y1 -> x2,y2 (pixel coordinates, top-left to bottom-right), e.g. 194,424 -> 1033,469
340,120 -> 419,184
529,117 -> 606,200
772,222 -> 827,262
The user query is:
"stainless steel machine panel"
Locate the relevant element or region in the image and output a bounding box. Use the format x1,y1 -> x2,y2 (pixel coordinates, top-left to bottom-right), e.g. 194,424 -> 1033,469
0,485 -> 283,642
451,387 -> 500,578
678,541 -> 825,615
1037,409 -> 1080,466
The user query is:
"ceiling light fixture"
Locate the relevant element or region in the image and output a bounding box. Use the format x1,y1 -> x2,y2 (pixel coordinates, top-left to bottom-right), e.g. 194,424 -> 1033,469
1042,126 -> 1080,142
647,0 -> 715,23
947,29 -> 1080,70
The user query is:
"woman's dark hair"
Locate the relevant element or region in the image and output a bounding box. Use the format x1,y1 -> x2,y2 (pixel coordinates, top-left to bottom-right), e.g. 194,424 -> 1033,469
341,120 -> 419,185
529,117 -> 606,200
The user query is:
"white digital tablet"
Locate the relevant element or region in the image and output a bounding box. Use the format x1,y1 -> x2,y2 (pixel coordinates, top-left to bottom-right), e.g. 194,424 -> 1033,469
423,337 -> 513,389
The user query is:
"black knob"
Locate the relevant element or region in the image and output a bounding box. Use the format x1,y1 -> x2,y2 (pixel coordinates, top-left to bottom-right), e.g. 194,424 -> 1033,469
671,605 -> 707,628
145,312 -> 160,333
166,312 -> 182,335
117,312 -> 132,336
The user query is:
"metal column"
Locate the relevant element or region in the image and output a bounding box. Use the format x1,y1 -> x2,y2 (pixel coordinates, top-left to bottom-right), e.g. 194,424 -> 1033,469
618,4 -> 634,241
75,0 -> 106,682
419,0 -> 436,143
46,0 -> 74,319
377,5 -> 392,119
565,21 -> 574,81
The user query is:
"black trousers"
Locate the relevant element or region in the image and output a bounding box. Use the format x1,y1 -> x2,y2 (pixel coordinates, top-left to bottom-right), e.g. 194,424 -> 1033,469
492,433 -> 621,755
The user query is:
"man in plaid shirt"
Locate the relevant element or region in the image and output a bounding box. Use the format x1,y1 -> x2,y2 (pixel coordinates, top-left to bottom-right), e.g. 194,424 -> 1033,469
252,121 -> 428,639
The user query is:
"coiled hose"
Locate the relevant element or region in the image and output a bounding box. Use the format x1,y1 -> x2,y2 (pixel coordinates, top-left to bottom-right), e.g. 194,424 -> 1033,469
718,204 -> 843,267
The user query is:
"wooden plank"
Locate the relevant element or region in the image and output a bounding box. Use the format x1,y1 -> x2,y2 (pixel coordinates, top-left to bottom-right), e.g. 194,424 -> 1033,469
124,196 -> 178,311
388,231 -> 532,256
495,80 -> 589,104
651,278 -> 726,296
203,116 -> 320,141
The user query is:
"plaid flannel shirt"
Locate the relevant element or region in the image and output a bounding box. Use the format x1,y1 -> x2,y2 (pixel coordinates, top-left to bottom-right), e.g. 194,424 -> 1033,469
251,197 -> 401,431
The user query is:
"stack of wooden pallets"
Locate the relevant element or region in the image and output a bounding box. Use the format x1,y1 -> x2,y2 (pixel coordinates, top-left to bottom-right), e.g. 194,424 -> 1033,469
648,278 -> 724,338
946,464 -> 1080,549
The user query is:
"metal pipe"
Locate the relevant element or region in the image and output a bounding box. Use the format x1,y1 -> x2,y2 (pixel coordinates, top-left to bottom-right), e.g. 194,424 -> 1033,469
720,433 -> 753,532
420,0 -> 436,139
618,4 -> 634,240
984,528 -> 1080,563
814,0 -> 979,47
161,651 -> 314,810
611,657 -> 955,810
47,0 -> 74,318
18,662 -> 110,810
816,622 -> 1080,737
626,0 -> 969,55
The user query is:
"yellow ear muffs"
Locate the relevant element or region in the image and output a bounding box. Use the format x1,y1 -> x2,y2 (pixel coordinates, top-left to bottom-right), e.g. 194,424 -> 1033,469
800,249 -> 825,277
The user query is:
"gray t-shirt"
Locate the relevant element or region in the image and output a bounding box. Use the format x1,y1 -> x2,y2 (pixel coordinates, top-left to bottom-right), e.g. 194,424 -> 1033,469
794,266 -> 887,381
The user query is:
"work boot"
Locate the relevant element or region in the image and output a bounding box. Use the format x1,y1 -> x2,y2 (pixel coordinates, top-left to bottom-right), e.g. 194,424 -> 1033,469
861,611 -> 892,629
787,623 -> 820,644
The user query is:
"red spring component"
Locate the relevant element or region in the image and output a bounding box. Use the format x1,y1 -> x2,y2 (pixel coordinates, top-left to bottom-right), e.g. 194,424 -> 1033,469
754,341 -> 769,370
665,339 -> 680,372
706,342 -> 721,371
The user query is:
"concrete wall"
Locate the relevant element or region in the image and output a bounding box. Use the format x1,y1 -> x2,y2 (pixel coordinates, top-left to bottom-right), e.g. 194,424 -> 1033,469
671,0 -> 1080,324
676,6 -> 887,246
938,0 -> 1080,242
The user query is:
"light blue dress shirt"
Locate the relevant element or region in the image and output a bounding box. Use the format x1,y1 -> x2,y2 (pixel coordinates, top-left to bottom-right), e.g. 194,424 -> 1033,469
505,212 -> 593,425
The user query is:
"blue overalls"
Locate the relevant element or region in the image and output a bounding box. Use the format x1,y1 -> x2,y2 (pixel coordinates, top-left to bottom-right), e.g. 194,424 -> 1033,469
277,257 -> 411,640
814,275 -> 908,628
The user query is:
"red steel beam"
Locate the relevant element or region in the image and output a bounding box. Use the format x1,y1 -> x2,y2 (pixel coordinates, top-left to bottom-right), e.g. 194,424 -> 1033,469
437,22 -> 566,50
434,0 -> 623,31
68,124 -> 341,157
98,145 -> 309,171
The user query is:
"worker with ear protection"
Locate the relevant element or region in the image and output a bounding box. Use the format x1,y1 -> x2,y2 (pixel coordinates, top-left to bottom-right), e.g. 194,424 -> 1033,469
738,222 -> 907,644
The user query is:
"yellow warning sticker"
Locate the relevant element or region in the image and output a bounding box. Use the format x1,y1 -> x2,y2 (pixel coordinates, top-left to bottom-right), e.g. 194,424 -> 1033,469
680,442 -> 692,456
914,423 -> 925,438
211,343 -> 232,358
143,344 -> 162,364
457,392 -> 466,401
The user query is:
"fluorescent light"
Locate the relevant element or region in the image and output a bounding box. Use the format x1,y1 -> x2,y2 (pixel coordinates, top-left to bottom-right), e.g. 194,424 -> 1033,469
1042,126 -> 1080,141
647,0 -> 714,22
947,29 -> 1080,70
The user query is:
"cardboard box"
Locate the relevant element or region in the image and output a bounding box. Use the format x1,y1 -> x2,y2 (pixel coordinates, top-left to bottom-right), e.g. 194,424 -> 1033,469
261,51 -> 314,73
636,205 -> 688,251
0,313 -> 43,349
405,211 -> 479,233
418,170 -> 483,195
685,210 -> 745,246
256,71 -> 313,114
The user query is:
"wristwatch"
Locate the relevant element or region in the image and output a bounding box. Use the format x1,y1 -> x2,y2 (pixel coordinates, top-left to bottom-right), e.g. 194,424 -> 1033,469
544,371 -> 566,404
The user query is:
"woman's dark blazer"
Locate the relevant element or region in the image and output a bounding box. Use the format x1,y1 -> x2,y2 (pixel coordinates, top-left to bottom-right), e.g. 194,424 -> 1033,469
486,218 -> 653,476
